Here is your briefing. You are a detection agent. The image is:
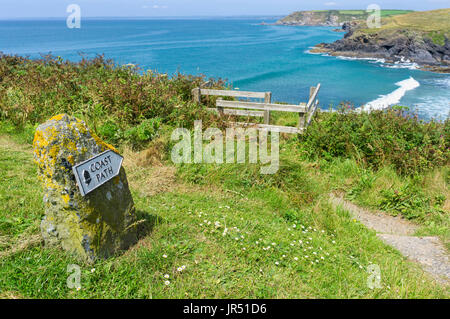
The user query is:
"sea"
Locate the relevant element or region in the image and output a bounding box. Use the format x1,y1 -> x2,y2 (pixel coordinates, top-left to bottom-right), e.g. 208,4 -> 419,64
1,17 -> 449,120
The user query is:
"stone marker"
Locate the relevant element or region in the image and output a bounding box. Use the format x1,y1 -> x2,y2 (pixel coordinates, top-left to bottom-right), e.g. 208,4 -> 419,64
33,114 -> 139,262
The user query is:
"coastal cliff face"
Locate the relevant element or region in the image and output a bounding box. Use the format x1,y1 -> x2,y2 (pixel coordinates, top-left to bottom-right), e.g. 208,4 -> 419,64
313,9 -> 450,73
275,10 -> 412,27
276,10 -> 362,26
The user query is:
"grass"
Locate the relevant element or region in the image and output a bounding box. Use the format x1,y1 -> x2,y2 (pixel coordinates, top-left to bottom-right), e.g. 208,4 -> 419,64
362,9 -> 450,35
0,55 -> 448,298
0,131 -> 448,298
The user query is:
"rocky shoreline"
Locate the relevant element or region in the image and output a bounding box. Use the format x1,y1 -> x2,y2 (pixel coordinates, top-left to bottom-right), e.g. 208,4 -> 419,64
312,22 -> 450,73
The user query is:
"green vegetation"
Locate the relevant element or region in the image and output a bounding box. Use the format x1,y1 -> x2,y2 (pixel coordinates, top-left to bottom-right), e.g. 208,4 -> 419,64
0,55 -> 449,298
0,54 -> 225,150
362,8 -> 450,35
277,9 -> 413,25
300,105 -> 448,175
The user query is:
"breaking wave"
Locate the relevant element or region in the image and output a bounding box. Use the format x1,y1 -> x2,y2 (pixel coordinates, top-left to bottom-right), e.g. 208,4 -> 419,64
362,77 -> 420,111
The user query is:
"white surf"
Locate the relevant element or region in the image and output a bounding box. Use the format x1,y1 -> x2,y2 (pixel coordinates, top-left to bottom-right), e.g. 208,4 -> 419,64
362,77 -> 420,111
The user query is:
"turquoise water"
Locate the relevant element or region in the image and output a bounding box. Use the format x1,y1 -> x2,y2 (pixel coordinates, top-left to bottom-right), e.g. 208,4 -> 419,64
1,18 -> 449,120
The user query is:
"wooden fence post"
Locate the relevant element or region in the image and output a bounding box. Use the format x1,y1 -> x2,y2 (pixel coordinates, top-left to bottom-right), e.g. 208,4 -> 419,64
192,87 -> 201,104
298,86 -> 315,130
264,92 -> 271,125
217,98 -> 224,116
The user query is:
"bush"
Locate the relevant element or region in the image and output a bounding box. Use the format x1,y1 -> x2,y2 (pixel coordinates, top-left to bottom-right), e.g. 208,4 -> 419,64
0,53 -> 225,149
124,117 -> 161,146
299,105 -> 449,175
379,183 -> 446,221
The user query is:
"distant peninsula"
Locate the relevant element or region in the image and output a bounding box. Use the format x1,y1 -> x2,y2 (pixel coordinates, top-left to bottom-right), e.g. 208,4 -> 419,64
275,9 -> 450,73
311,9 -> 450,73
275,9 -> 413,27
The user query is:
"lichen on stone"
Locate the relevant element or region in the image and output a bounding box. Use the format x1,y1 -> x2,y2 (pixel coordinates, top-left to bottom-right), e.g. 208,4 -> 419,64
33,114 -> 138,263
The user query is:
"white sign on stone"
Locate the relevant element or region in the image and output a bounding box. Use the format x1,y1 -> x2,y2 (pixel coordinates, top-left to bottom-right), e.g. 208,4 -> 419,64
73,150 -> 123,196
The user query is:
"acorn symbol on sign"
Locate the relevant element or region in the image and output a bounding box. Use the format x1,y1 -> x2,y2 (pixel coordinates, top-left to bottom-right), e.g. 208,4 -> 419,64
83,170 -> 92,185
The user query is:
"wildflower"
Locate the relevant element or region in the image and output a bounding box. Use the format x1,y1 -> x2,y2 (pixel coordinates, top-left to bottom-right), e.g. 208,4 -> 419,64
182,265 -> 186,270
91,268 -> 95,273
164,280 -> 170,285
76,287 -> 81,291
163,254 -> 167,258
271,242 -> 276,246
332,240 -> 336,244
275,261 -> 279,265
177,267 -> 183,272
164,274 -> 170,279
294,257 -> 298,261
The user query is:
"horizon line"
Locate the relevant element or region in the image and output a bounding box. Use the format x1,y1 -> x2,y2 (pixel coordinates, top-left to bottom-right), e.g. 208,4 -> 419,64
0,14 -> 286,20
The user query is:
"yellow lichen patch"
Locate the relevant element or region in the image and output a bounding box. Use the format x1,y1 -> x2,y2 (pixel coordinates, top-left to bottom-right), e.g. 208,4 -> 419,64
62,194 -> 71,205
67,155 -> 75,165
49,114 -> 66,122
91,132 -> 120,154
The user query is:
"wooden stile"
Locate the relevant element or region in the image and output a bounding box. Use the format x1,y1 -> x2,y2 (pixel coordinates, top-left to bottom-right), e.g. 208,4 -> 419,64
192,85 -> 320,134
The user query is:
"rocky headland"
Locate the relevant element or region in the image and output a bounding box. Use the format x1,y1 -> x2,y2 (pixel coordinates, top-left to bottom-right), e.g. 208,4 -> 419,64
311,9 -> 450,73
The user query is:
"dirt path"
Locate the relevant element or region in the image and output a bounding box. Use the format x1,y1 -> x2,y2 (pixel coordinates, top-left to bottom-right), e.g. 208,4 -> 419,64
330,193 -> 450,286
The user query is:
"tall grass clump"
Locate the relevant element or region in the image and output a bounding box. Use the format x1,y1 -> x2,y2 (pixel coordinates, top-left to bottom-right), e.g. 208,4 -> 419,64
299,105 -> 449,175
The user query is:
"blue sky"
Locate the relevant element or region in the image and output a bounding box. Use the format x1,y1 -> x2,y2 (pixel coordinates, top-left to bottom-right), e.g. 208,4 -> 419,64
1,0 -> 449,18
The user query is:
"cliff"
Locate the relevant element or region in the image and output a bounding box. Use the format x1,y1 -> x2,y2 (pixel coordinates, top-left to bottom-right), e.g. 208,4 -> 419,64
275,10 -> 412,27
312,9 -> 450,73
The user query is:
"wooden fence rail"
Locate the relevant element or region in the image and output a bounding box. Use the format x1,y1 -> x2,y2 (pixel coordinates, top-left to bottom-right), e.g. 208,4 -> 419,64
192,84 -> 320,134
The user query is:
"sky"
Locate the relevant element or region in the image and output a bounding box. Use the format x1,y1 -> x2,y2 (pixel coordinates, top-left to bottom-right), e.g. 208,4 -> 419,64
1,0 -> 449,18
